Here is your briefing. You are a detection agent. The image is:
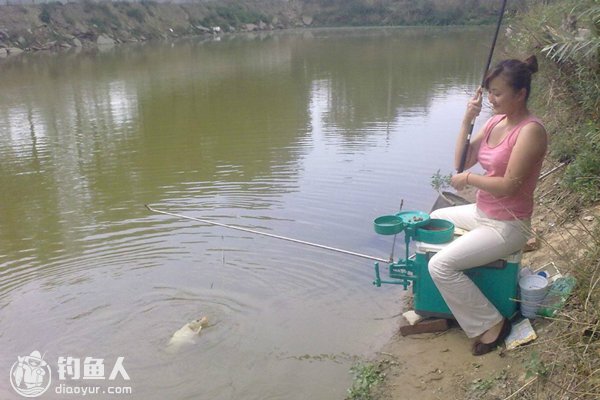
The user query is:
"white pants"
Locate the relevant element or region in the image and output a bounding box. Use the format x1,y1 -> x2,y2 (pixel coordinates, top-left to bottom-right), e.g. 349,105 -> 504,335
429,204 -> 531,338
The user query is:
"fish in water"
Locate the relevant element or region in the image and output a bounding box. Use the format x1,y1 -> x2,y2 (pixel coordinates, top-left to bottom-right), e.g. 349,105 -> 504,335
167,317 -> 209,348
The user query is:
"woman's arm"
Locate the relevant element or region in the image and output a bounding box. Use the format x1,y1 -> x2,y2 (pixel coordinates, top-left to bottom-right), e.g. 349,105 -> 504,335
452,122 -> 547,196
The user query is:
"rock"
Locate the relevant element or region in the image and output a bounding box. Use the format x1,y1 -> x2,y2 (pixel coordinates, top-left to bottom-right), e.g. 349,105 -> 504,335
73,22 -> 87,33
7,47 -> 24,55
302,15 -> 314,26
583,215 -> 594,222
258,21 -> 267,30
244,23 -> 258,32
0,48 -> 7,58
42,41 -> 56,50
77,31 -> 95,41
194,24 -> 210,33
96,34 -> 115,46
523,237 -> 539,252
72,38 -> 82,48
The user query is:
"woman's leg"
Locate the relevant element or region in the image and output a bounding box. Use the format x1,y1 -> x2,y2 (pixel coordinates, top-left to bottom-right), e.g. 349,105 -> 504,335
427,209 -> 530,338
430,204 -> 480,231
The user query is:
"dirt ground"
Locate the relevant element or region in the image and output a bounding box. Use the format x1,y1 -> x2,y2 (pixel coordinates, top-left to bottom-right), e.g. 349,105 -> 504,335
370,165 -> 600,400
373,325 -> 527,400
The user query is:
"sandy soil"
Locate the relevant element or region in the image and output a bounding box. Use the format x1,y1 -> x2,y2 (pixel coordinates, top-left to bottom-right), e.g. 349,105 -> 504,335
370,167 -> 600,400
373,326 -> 528,400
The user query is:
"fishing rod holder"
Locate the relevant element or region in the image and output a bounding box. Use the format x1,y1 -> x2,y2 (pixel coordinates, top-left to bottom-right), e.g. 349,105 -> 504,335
372,211 -> 432,289
372,210 -> 520,319
373,258 -> 417,290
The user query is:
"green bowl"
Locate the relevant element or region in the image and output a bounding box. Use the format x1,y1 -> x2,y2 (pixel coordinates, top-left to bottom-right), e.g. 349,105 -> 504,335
374,215 -> 405,235
396,210 -> 430,228
415,219 -> 455,243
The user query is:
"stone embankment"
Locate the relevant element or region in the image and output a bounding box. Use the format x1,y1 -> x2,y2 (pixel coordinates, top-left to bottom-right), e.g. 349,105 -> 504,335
0,2 -> 312,57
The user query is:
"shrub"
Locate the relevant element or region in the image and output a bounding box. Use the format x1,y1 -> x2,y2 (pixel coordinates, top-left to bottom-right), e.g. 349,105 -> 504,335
510,0 -> 599,204
39,5 -> 51,24
126,8 -> 145,24
562,123 -> 600,204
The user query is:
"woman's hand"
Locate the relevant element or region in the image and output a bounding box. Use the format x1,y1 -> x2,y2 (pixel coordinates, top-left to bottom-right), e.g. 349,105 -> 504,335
464,87 -> 483,123
451,172 -> 471,191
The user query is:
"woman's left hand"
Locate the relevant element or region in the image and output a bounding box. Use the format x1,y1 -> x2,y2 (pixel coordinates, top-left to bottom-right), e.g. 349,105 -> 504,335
451,172 -> 470,191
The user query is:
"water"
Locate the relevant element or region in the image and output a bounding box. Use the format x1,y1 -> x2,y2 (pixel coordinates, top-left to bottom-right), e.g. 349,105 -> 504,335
0,27 -> 491,399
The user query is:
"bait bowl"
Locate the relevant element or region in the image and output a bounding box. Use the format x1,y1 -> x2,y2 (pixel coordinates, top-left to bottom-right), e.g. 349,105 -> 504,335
373,215 -> 405,235
415,218 -> 455,244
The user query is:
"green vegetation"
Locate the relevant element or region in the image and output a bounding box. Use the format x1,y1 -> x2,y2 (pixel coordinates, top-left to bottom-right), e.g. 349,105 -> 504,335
510,0 -> 599,209
201,4 -> 268,28
39,4 -> 52,24
430,169 -> 453,192
125,8 -> 145,24
346,362 -> 386,400
524,351 -> 549,379
467,368 -> 510,398
3,0 -> 509,53
305,0 -> 502,27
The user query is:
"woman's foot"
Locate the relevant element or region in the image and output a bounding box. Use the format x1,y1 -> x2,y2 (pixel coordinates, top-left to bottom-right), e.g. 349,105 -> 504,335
472,319 -> 512,356
479,319 -> 506,343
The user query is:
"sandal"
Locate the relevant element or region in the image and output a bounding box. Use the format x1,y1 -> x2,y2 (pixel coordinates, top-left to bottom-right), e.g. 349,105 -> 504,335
472,318 -> 512,356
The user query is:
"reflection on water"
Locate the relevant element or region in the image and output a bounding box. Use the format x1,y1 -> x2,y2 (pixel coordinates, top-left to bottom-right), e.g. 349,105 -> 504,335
0,27 -> 491,399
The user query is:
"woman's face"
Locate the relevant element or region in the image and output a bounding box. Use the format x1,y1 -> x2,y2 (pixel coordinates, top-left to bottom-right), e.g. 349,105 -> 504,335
486,75 -> 525,115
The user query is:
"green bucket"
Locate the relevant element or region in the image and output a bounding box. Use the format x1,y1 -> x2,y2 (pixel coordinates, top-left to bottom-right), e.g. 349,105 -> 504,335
415,219 -> 455,244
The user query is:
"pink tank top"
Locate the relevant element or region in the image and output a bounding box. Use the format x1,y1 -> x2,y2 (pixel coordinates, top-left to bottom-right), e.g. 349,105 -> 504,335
476,114 -> 545,220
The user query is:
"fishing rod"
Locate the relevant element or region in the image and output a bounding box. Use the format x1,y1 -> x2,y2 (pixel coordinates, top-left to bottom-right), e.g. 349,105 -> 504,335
457,0 -> 508,173
145,205 -> 392,263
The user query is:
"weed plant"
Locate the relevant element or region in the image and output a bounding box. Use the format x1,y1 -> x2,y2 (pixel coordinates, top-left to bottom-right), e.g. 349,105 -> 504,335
346,362 -> 385,400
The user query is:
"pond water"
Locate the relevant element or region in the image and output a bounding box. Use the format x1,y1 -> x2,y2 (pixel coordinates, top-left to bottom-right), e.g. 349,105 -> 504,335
0,27 -> 492,399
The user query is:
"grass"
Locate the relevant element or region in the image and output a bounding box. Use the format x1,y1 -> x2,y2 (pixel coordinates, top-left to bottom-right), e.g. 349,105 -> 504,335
466,368 -> 510,399
346,362 -> 386,400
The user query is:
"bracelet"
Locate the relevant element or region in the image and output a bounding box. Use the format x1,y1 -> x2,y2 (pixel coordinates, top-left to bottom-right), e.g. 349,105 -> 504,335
466,172 -> 471,185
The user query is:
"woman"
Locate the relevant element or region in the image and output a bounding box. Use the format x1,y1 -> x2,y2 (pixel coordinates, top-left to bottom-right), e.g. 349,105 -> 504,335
429,56 -> 548,356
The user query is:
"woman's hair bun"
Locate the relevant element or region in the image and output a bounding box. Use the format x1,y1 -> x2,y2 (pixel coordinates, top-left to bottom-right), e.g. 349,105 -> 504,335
524,55 -> 538,74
